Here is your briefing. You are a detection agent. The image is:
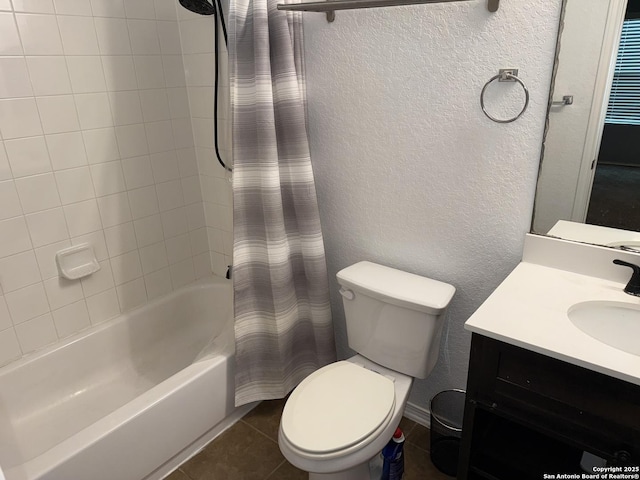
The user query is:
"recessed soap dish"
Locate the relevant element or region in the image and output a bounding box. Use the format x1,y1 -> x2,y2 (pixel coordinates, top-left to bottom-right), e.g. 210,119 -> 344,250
56,244 -> 100,280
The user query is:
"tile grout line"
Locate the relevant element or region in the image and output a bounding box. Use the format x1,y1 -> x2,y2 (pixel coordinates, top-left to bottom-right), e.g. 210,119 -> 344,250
239,418 -> 281,445
263,459 -> 288,480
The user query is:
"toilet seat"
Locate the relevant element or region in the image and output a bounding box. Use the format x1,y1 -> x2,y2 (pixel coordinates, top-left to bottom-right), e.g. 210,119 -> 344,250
281,361 -> 396,455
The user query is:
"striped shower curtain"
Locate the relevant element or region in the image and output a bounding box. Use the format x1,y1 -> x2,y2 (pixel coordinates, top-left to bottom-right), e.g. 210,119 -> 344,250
230,0 -> 336,406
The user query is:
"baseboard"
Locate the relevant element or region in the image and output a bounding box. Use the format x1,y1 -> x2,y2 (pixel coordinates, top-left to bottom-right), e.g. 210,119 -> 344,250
403,401 -> 431,429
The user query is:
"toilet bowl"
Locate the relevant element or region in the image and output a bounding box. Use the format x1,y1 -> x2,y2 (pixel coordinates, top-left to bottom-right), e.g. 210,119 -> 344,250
278,355 -> 412,479
278,261 -> 456,480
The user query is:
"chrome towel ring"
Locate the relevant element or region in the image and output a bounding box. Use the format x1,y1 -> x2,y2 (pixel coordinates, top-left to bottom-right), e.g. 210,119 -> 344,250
480,69 -> 530,124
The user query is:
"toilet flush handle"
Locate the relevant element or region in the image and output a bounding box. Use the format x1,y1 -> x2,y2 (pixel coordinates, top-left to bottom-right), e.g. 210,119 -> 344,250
339,287 -> 355,300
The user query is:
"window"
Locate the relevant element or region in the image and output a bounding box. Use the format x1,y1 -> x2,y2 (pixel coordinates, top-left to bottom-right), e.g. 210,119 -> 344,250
605,18 -> 640,125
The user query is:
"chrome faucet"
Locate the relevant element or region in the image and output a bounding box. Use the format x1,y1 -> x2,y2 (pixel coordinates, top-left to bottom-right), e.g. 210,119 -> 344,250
613,259 -> 640,297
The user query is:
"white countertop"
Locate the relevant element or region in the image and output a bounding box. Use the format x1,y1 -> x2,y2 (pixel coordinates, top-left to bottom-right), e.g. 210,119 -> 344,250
465,260 -> 640,386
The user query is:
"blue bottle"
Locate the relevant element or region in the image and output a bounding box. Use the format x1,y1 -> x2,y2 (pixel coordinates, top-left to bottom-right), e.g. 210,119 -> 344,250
381,427 -> 405,480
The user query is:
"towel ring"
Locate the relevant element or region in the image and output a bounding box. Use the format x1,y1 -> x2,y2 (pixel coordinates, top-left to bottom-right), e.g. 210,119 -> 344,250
480,71 -> 530,124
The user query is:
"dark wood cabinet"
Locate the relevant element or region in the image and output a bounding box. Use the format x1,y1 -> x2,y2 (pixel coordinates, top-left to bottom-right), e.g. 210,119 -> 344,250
457,334 -> 640,480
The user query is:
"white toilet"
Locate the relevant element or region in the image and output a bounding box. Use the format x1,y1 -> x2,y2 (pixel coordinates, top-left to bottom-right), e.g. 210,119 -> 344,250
278,261 -> 456,480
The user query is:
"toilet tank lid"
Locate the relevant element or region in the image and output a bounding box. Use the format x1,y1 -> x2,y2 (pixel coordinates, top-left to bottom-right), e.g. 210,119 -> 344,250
336,261 -> 455,314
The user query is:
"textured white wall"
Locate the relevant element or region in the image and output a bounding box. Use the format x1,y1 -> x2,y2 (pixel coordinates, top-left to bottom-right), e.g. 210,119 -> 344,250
303,0 -> 562,408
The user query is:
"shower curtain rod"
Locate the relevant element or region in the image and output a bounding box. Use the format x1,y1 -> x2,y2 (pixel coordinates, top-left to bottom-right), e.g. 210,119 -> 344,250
277,0 -> 498,22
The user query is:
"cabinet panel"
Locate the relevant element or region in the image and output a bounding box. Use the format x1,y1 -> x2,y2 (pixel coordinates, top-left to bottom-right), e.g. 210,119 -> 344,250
458,334 -> 640,480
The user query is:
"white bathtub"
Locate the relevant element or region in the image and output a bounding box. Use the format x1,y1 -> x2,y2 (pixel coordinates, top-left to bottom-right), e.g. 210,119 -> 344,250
0,277 -> 252,480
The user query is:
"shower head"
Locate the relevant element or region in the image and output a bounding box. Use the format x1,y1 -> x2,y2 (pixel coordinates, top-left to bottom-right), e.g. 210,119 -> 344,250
179,0 -> 216,15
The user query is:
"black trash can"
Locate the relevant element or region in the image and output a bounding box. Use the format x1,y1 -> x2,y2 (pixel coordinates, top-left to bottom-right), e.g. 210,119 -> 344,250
430,389 -> 465,477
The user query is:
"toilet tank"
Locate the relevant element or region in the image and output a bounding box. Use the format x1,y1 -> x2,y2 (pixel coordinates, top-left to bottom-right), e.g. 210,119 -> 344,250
336,262 -> 455,379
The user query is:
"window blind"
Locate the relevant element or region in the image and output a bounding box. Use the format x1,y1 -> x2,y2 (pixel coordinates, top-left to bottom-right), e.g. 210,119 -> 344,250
606,18 -> 640,125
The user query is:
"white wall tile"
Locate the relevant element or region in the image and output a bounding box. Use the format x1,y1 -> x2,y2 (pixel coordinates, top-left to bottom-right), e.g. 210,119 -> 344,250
170,257 -> 194,288
0,57 -> 33,99
71,230 -> 107,260
162,55 -> 186,87
15,14 -> 63,55
5,283 -> 49,324
57,15 -> 100,55
85,287 -> 120,324
0,328 -> 21,367
55,167 -> 95,204
34,240 -> 70,279
171,118 -> 193,149
207,226 -> 223,253
145,120 -> 174,153
102,55 -> 138,91
193,251 -> 211,279
139,241 -> 168,274
36,95 -> 80,135
150,150 -> 179,183
12,0 -> 55,13
74,93 -> 113,130
156,179 -> 183,212
97,192 -> 132,227
165,233 -> 190,264
26,56 -> 72,96
128,185 -> 158,219
115,123 -> 148,158
181,176 -> 201,205
0,143 -> 11,181
121,154 -> 153,189
167,87 -> 190,118
157,21 -> 181,55
209,250 -> 226,277
0,295 -> 13,331
189,227 -> 208,255
134,55 -> 165,89
123,0 -> 155,19
46,132 -> 88,170
176,147 -> 198,177
82,127 -> 120,164
90,161 -> 126,196
103,221 -> 137,257
144,266 -> 172,299
66,56 -> 107,93
53,0 -> 93,16
128,19 -> 160,55
90,0 -> 125,18
0,250 -> 40,292
186,202 -> 206,230
44,276 -> 83,310
110,249 -> 142,284
4,136 -> 52,178
15,173 -> 61,214
183,53 -> 213,87
14,313 -> 57,353
52,299 -> 90,337
108,91 -> 143,126
115,276 -> 146,311
154,0 -> 176,20
139,89 -> 170,122
80,259 -> 114,296
25,207 -> 69,248
0,98 -> 43,139
160,207 -> 187,238
133,214 -> 163,247
0,13 -> 24,55
0,181 -> 22,221
94,17 -> 131,54
63,199 -> 102,236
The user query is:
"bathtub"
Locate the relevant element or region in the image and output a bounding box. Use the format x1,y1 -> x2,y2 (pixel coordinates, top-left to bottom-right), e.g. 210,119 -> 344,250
0,277 -> 253,480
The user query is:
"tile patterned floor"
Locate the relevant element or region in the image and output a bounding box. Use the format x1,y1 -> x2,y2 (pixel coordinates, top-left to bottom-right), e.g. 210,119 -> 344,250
167,399 -> 454,480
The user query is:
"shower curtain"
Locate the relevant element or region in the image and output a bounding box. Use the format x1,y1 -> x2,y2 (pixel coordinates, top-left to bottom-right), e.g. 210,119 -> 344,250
230,0 -> 336,406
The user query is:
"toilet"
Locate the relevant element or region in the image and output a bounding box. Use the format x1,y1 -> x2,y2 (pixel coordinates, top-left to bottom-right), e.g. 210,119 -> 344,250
278,261 -> 456,480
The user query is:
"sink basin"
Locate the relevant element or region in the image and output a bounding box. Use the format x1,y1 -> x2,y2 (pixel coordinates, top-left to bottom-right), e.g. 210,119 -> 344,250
568,301 -> 640,356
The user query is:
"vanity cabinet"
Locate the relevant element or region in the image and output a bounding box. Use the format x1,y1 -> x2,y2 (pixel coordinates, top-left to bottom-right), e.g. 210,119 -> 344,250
457,334 -> 640,480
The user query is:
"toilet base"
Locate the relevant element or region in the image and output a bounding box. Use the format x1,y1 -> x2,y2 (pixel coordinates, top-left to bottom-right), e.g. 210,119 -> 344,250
308,460 -> 370,480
